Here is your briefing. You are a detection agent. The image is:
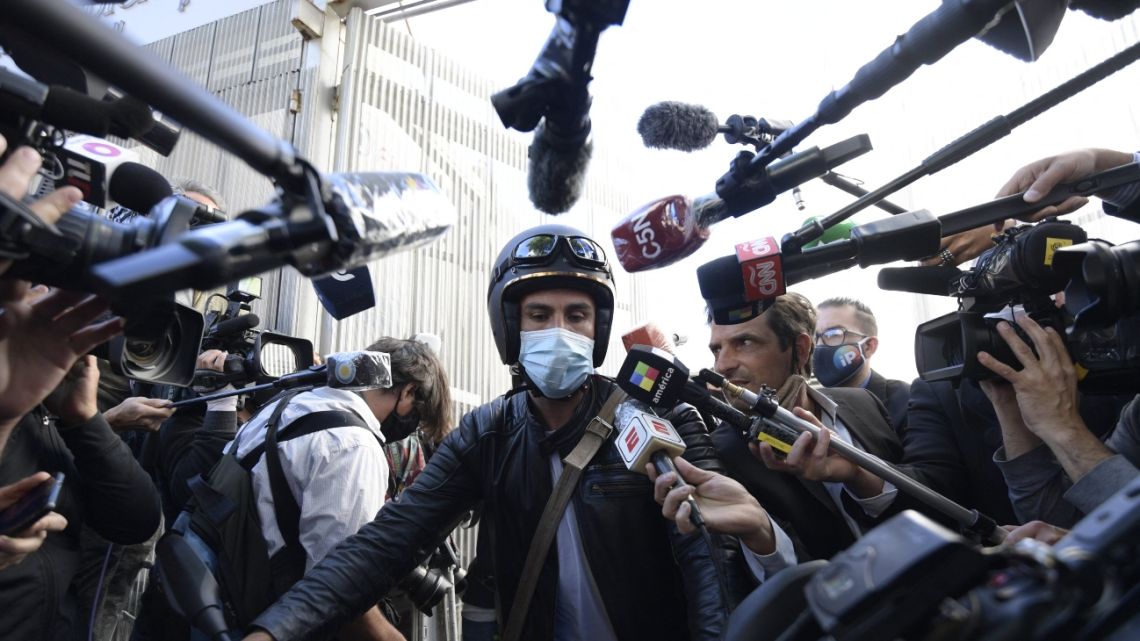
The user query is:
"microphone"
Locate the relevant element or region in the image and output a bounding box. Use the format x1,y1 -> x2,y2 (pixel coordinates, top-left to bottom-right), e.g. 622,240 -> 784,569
491,3 -> 629,215
698,211 -> 943,324
0,67 -> 116,139
611,135 -> 872,273
311,266 -> 376,320
528,116 -> 592,215
621,322 -> 676,354
637,102 -> 721,152
172,350 -> 393,408
613,400 -> 704,528
51,135 -> 142,209
107,161 -> 175,214
90,171 -> 456,300
207,313 -> 260,339
877,266 -> 963,296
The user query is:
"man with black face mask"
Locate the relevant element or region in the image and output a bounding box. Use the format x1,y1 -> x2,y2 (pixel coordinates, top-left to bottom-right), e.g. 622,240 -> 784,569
814,297 -> 910,438
243,224 -> 740,641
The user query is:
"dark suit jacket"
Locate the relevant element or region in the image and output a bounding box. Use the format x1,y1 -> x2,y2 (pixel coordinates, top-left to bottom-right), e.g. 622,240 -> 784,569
713,386 -> 902,562
901,377 -> 1130,529
866,369 -> 911,439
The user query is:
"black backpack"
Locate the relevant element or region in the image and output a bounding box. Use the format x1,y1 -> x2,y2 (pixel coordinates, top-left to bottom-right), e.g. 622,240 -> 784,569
157,390 -> 370,631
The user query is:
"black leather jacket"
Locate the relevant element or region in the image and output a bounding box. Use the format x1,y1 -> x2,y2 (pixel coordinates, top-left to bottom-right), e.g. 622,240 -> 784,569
253,377 -> 743,640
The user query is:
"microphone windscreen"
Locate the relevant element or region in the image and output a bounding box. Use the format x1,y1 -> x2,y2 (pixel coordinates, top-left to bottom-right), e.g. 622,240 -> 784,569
697,255 -> 772,325
325,350 -> 392,391
527,121 -> 592,214
612,195 -> 709,273
876,266 -> 961,296
637,102 -> 719,152
41,85 -> 112,137
107,95 -> 156,139
108,162 -> 174,214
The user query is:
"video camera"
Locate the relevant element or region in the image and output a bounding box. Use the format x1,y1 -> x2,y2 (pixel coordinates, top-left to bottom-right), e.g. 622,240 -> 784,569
193,277 -> 314,396
911,219 -> 1140,393
725,472 -> 1140,641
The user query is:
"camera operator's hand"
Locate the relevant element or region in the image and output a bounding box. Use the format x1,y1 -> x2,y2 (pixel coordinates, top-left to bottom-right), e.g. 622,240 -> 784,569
105,397 -> 174,432
0,472 -> 68,570
978,316 -> 1114,482
1002,520 -> 1068,546
0,137 -> 83,277
44,355 -> 100,426
920,221 -> 1013,267
995,148 -> 1134,222
0,289 -> 123,434
197,349 -> 228,372
648,455 -> 777,554
753,408 -> 885,498
977,317 -> 1083,444
979,378 -> 1044,460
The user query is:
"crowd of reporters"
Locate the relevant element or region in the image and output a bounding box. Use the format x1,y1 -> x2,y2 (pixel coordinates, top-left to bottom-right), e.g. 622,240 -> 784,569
3,111 -> 1140,641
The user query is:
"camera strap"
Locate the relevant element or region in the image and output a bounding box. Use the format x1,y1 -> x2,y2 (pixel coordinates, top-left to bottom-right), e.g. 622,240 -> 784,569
501,386 -> 626,641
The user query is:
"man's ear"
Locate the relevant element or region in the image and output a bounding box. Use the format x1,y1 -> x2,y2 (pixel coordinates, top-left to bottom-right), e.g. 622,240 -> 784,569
795,333 -> 813,374
862,336 -> 879,359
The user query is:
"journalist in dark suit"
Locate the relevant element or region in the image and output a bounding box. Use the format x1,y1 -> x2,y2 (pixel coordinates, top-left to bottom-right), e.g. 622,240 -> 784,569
704,293 -> 905,562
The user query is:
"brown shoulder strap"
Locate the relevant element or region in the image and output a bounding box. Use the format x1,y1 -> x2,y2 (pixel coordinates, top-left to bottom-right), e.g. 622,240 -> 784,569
500,387 -> 626,641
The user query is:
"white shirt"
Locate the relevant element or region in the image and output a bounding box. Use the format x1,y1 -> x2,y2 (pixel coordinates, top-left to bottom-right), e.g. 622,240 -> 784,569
229,387 -> 389,570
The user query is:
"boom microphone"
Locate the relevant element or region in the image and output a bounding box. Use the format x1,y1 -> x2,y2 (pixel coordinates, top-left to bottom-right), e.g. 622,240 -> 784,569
877,265 -> 963,296
172,350 -> 393,408
90,171 -> 457,300
637,101 -> 720,152
207,313 -> 260,339
528,117 -> 592,215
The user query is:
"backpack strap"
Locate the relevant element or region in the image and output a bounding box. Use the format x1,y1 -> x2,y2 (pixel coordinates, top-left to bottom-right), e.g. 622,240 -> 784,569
259,392 -> 371,557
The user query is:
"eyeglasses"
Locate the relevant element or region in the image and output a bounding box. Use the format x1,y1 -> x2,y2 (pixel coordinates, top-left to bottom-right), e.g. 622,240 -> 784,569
815,326 -> 868,347
512,234 -> 607,268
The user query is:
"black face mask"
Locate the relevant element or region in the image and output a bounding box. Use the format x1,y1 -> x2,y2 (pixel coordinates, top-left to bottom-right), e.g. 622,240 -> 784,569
381,407 -> 421,442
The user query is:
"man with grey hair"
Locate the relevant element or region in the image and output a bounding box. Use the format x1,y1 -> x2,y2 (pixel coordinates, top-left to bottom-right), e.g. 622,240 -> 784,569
172,177 -> 227,214
815,297 -> 910,437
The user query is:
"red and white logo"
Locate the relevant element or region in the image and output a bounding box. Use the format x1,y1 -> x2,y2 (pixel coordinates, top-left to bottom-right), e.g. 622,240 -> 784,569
624,427 -> 640,453
81,141 -> 123,158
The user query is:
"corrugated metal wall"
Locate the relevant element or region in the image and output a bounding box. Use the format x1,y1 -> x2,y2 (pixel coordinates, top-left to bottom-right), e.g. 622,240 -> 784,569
129,0 -> 649,418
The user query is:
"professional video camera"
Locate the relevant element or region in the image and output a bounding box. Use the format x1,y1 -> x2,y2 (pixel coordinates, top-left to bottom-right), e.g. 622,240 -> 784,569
398,536 -> 468,616
910,219 -> 1140,393
725,473 -> 1140,641
193,278 -> 314,395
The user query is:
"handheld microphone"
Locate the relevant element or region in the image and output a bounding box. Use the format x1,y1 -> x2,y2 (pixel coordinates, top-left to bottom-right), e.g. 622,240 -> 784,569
50,135 -> 142,209
613,400 -> 704,528
107,161 -> 175,214
610,135 -> 871,273
90,171 -> 456,300
0,67 -> 151,141
172,350 -> 393,408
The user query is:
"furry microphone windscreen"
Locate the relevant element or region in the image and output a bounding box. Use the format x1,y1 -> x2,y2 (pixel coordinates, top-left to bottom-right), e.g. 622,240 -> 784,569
637,101 -> 720,152
528,120 -> 593,215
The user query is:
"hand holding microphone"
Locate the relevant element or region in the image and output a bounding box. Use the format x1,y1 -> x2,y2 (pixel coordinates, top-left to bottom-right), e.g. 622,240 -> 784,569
648,455 -> 778,554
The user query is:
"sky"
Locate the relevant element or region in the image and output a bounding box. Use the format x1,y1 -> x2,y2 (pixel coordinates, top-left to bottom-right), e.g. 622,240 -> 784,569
98,0 -> 1140,382
401,0 -> 1140,381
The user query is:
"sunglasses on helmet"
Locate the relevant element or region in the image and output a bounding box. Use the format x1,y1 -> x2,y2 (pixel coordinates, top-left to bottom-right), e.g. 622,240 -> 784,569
512,234 -> 607,267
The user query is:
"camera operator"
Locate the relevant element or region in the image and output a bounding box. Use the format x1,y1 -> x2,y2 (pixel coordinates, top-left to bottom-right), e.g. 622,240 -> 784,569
979,314 -> 1140,526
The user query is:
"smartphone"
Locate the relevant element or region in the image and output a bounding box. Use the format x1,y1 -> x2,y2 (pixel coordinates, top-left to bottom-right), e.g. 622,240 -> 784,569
0,472 -> 64,536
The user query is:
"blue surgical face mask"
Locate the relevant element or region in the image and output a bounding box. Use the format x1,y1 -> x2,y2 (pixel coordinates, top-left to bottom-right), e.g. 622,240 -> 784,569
812,338 -> 868,387
518,327 -> 595,399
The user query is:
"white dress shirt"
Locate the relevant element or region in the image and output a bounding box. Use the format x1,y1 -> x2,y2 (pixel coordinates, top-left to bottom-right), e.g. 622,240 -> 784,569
229,387 -> 389,570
